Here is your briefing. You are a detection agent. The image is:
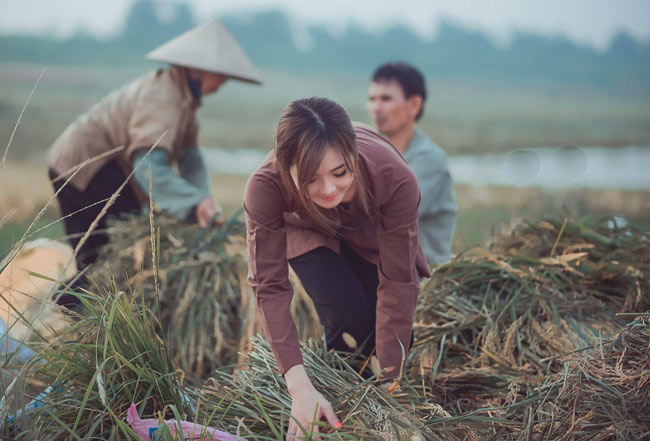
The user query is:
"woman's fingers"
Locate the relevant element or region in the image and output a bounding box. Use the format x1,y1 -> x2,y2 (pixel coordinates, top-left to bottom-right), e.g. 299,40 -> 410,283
310,402 -> 341,440
287,421 -> 311,441
320,401 -> 342,429
285,378 -> 341,441
286,413 -> 322,440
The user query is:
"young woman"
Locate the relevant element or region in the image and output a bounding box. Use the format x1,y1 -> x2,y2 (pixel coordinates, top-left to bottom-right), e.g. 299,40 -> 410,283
244,97 -> 430,439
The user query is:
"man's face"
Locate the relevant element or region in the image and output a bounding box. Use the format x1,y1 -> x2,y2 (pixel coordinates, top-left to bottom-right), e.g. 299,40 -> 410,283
367,80 -> 420,137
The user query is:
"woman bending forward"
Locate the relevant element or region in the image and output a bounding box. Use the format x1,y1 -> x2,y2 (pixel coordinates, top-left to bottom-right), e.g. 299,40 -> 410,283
244,97 -> 430,439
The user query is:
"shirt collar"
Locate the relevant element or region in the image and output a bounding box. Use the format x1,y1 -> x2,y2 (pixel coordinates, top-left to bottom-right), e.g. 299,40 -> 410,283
188,76 -> 202,99
170,65 -> 202,108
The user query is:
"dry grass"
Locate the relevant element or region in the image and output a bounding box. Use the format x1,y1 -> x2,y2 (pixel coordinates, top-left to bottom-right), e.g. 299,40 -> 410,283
409,215 -> 649,424
529,316 -> 650,440
86,212 -> 320,380
1,213 -> 648,440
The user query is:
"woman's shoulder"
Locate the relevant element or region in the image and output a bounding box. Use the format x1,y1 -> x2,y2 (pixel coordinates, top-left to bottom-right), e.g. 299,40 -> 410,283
353,122 -> 393,149
244,150 -> 290,219
351,122 -> 418,209
353,122 -> 408,165
247,150 -> 280,188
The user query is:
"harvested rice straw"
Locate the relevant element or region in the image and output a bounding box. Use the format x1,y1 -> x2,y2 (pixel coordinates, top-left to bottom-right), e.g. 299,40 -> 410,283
199,335 -> 485,441
489,216 -> 650,312
87,212 -> 320,379
523,316 -> 650,440
404,215 -> 648,430
20,289 -> 493,441
410,216 -> 647,381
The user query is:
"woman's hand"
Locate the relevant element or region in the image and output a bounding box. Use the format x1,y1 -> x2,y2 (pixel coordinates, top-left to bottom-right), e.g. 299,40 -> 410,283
284,365 -> 341,440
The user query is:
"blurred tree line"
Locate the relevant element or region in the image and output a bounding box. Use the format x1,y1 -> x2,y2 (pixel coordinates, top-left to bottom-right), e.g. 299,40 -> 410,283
1,0 -> 649,93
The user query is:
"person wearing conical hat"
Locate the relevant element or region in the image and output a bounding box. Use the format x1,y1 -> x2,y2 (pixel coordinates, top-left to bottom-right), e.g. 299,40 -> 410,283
47,19 -> 261,272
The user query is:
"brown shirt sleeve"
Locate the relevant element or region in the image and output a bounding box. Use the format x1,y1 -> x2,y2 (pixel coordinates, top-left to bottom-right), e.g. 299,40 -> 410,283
244,163 -> 303,374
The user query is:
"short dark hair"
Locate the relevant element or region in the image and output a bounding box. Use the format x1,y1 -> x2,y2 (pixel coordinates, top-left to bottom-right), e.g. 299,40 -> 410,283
372,62 -> 426,121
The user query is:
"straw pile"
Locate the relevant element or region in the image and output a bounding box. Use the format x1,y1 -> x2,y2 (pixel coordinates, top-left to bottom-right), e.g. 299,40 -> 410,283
2,291 -> 191,439
9,290 -> 485,441
197,335 -> 484,441
7,288 -> 647,440
409,215 -> 649,416
87,212 -> 320,380
3,213 -> 647,440
489,216 -> 649,313
527,315 -> 650,440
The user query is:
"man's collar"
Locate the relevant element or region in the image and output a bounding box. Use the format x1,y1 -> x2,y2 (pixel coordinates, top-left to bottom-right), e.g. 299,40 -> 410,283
170,66 -> 202,107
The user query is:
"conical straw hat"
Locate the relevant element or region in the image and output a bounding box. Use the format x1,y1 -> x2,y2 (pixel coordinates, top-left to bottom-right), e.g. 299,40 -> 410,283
146,19 -> 262,85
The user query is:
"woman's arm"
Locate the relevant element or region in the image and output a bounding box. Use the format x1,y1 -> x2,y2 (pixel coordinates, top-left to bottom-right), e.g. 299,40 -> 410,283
244,172 -> 301,373
245,169 -> 342,438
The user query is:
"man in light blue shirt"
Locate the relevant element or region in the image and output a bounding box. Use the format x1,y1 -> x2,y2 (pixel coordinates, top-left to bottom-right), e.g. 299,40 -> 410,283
368,62 -> 457,264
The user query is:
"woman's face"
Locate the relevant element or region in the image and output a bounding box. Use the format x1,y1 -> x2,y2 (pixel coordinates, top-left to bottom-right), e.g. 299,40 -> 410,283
290,147 -> 356,209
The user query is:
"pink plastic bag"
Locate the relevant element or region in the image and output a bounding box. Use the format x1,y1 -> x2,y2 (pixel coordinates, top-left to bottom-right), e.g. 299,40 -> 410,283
126,403 -> 243,441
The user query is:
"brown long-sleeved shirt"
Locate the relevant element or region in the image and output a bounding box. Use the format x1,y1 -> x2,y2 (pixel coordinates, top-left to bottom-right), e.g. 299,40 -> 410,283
244,122 -> 430,376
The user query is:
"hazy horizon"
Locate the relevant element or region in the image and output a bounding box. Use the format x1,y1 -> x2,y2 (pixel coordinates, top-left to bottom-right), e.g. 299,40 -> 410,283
1,0 -> 649,51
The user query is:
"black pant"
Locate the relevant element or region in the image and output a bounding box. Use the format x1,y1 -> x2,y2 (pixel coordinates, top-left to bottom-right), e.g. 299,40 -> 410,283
49,160 -> 140,270
289,242 -> 379,356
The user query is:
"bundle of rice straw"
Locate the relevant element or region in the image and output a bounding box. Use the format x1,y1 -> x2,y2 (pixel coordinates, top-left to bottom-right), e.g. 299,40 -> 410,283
489,215 -> 649,313
14,288 -> 489,441
14,213 -> 646,440
197,335 -> 485,441
522,315 -> 650,440
6,291 -> 194,440
409,215 -> 649,415
87,212 -> 320,379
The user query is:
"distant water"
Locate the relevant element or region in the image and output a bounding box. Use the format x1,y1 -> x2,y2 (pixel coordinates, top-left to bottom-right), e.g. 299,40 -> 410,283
202,146 -> 650,191
203,147 -> 269,175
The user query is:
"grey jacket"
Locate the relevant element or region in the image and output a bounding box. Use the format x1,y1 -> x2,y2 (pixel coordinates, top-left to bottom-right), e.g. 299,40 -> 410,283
403,129 -> 458,263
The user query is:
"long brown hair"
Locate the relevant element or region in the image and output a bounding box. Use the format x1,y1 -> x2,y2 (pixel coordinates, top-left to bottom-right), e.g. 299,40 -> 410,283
275,97 -> 372,234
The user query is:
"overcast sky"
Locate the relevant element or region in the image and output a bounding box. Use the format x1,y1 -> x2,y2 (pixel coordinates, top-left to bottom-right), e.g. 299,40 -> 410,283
1,0 -> 649,50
